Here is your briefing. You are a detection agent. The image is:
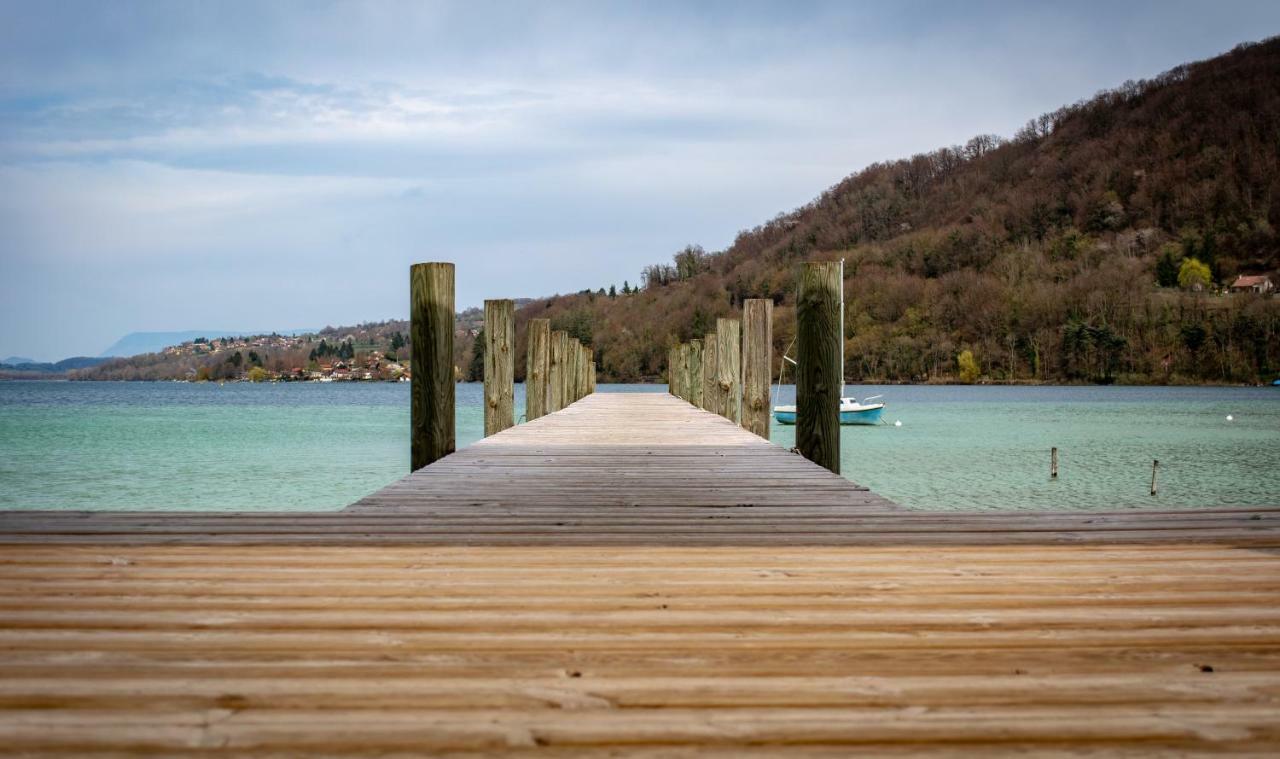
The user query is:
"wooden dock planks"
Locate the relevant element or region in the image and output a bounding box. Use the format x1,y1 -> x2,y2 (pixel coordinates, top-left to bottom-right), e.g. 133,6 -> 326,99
2,391 -> 1279,753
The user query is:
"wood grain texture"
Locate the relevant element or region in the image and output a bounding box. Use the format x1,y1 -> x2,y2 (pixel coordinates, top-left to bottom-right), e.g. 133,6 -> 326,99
484,299 -> 515,436
548,331 -> 568,413
409,262 -> 455,471
742,299 -> 773,439
715,319 -> 741,425
525,319 -> 550,422
688,339 -> 704,410
796,262 -> 841,474
702,332 -> 717,414
1,541 -> 1278,754
3,392 -> 1279,753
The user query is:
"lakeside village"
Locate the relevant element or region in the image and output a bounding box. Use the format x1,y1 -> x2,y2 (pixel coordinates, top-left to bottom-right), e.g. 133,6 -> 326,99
165,333 -> 413,383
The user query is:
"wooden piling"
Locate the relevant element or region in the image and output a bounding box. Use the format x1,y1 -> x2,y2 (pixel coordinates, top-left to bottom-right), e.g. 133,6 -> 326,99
715,319 -> 741,424
796,261 -> 841,474
482,299 -> 515,436
409,262 -> 455,471
525,318 -> 550,422
702,332 -> 718,414
548,330 -> 568,413
668,346 -> 678,396
577,344 -> 590,401
742,299 -> 773,438
680,343 -> 694,402
565,338 -> 580,405
1051,447 -> 1059,479
1151,459 -> 1159,496
588,360 -> 596,393
688,339 -> 704,409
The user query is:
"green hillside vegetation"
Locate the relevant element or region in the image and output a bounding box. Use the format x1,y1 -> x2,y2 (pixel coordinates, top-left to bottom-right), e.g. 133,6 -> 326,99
67,39 -> 1280,386
515,38 -> 1280,385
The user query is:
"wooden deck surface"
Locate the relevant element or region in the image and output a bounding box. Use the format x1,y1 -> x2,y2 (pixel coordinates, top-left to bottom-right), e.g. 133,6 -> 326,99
2,392 -> 1279,754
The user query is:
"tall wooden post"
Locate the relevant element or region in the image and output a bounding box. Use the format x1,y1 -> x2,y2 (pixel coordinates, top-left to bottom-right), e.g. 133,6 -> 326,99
677,343 -> 691,402
566,339 -> 580,404
742,299 -> 773,438
668,346 -> 678,396
715,319 -> 741,424
410,262 -> 455,471
526,318 -> 550,421
580,345 -> 592,398
548,330 -> 567,413
702,332 -> 718,414
796,262 -> 841,474
482,299 -> 514,436
588,360 -> 596,393
688,339 -> 704,409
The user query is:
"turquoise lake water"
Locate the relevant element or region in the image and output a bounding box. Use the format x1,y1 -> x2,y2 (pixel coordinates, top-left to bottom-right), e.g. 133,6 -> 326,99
0,381 -> 1276,511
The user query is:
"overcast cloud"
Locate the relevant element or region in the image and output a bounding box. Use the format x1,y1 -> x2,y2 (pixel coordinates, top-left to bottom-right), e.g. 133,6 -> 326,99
2,1 -> 1279,359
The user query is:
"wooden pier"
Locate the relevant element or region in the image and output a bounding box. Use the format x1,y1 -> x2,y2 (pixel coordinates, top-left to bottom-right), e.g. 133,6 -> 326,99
2,391 -> 1280,754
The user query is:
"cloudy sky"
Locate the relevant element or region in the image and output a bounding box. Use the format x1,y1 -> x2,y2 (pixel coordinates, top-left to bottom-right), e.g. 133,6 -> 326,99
2,1 -> 1278,360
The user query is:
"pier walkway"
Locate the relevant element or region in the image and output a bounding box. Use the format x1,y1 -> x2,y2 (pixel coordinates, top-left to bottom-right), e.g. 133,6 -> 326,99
2,392 -> 1279,753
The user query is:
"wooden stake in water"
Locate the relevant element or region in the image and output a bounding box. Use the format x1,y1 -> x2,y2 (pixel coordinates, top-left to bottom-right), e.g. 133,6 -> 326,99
1150,459 -> 1159,496
1051,447 -> 1058,479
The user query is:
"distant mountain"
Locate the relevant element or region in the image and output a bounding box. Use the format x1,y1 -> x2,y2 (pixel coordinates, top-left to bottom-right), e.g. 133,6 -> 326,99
100,329 -> 315,358
0,356 -> 111,376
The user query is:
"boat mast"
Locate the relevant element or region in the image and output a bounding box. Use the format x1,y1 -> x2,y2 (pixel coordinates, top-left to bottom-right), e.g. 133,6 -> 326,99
839,258 -> 845,400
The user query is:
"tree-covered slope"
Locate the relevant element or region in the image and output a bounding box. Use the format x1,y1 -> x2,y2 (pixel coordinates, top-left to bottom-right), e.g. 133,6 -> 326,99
521,37 -> 1280,385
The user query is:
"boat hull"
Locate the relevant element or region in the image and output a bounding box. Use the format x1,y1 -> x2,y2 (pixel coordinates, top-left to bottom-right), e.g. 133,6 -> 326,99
773,405 -> 884,426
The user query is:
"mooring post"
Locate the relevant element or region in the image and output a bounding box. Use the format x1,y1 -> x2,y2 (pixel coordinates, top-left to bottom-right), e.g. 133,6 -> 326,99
1051,447 -> 1059,479
482,299 -> 515,436
410,262 -> 455,471
680,343 -> 693,402
1150,459 -> 1159,496
688,339 -> 704,409
582,345 -> 592,397
716,319 -> 741,424
567,338 -> 581,405
742,299 -> 773,438
796,262 -> 841,474
548,330 -> 567,413
526,318 -> 550,421
574,343 -> 586,401
702,332 -> 718,414
588,358 -> 596,394
670,345 -> 680,394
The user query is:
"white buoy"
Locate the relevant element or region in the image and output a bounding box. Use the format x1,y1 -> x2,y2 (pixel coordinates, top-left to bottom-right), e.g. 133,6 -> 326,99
1227,414 -> 1234,421
894,420 -> 902,427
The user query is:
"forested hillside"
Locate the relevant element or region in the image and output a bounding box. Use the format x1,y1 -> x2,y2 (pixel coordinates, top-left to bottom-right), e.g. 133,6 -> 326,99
517,38 -> 1280,385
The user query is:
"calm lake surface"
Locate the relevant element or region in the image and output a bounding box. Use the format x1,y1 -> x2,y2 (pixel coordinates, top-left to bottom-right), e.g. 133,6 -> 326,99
0,381 -> 1276,512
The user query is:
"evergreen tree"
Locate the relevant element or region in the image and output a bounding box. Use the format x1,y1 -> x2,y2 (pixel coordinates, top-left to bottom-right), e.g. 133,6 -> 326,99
468,328 -> 485,381
1155,246 -> 1181,287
